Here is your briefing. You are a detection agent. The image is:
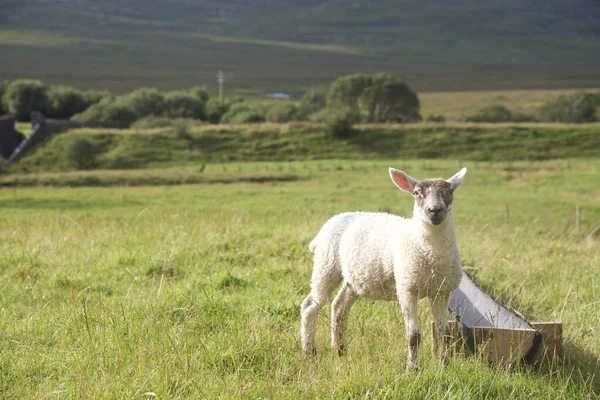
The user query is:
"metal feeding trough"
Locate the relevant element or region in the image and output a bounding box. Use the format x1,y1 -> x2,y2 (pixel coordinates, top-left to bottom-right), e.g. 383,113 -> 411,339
447,271 -> 562,365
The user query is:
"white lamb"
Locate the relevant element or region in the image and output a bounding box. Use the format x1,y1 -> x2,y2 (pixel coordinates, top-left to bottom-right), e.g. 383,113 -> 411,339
300,167 -> 467,370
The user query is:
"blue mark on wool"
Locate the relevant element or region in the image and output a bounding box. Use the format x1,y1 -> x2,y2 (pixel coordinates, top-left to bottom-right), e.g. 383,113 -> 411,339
336,212 -> 361,230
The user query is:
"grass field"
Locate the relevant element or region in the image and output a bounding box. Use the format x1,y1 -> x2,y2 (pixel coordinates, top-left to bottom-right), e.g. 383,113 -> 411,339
419,88 -> 600,121
1,159 -> 599,398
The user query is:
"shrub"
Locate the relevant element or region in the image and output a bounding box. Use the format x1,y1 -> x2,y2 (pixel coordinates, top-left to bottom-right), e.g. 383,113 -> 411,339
325,109 -> 355,139
47,85 -> 88,119
425,114 -> 446,123
539,92 -> 598,123
226,110 -> 265,124
511,111 -> 537,122
2,79 -> 49,121
64,136 -> 101,170
298,87 -> 327,117
82,90 -> 112,107
71,101 -> 138,128
220,103 -> 265,124
308,108 -> 334,123
308,107 -> 359,124
188,86 -> 209,103
205,99 -> 231,124
463,105 -> 512,122
463,105 -> 536,123
266,102 -> 299,123
131,116 -> 175,129
120,88 -> 165,118
163,91 -> 206,120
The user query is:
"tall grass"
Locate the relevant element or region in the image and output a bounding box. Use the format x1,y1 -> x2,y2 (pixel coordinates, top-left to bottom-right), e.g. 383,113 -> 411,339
0,159 -> 598,398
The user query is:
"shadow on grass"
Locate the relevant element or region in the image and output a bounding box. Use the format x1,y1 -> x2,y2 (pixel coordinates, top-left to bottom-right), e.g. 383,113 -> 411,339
0,172 -> 305,189
549,340 -> 600,395
0,198 -> 86,210
0,196 -> 146,210
345,128 -> 406,158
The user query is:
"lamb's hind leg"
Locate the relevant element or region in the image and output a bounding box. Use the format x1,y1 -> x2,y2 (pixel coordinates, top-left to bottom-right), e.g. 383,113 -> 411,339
301,271 -> 341,356
331,281 -> 358,355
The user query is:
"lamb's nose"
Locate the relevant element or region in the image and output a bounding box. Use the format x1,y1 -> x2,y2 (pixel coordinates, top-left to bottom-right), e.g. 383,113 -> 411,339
428,206 -> 443,214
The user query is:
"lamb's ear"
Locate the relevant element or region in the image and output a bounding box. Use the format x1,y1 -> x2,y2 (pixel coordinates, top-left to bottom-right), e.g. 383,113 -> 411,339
389,168 -> 418,193
446,167 -> 467,191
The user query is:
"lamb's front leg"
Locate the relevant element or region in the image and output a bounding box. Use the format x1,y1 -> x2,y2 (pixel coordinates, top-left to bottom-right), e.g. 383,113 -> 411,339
430,291 -> 451,363
398,290 -> 420,371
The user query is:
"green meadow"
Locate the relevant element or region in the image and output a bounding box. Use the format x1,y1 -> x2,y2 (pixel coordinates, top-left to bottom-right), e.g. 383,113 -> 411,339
1,159 -> 599,398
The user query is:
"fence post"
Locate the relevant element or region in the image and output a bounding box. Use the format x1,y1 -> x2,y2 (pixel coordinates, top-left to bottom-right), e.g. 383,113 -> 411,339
576,206 -> 581,232
504,205 -> 510,225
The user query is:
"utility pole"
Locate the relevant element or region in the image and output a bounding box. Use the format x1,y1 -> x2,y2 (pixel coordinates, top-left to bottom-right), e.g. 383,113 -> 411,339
217,70 -> 225,101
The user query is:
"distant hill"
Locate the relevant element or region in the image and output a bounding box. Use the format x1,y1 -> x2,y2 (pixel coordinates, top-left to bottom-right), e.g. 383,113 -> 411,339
1,0 -> 599,94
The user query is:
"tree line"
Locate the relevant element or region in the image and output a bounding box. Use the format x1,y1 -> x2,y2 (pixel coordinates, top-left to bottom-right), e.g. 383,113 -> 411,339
1,74 -> 598,132
0,73 -> 420,129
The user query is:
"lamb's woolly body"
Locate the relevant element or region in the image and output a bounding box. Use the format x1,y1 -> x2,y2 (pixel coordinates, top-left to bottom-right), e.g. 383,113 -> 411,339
310,211 -> 462,302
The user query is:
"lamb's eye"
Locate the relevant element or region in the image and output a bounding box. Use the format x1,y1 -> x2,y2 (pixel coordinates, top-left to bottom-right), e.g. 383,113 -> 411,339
413,190 -> 420,197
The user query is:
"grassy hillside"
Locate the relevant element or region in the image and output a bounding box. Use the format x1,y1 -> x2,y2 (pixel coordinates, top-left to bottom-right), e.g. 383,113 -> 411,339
1,159 -> 598,397
1,0 -> 599,93
8,123 -> 600,173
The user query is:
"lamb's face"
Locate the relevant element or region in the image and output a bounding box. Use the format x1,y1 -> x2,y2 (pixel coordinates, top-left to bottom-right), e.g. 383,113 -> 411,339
389,167 -> 466,226
412,179 -> 454,226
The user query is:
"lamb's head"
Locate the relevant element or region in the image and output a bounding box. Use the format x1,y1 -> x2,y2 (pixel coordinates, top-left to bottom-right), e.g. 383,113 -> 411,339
389,167 -> 467,226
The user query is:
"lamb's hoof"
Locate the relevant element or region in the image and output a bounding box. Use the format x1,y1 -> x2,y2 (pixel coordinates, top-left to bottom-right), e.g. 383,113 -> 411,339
337,344 -> 346,356
406,363 -> 419,372
302,348 -> 317,357
434,350 -> 450,366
